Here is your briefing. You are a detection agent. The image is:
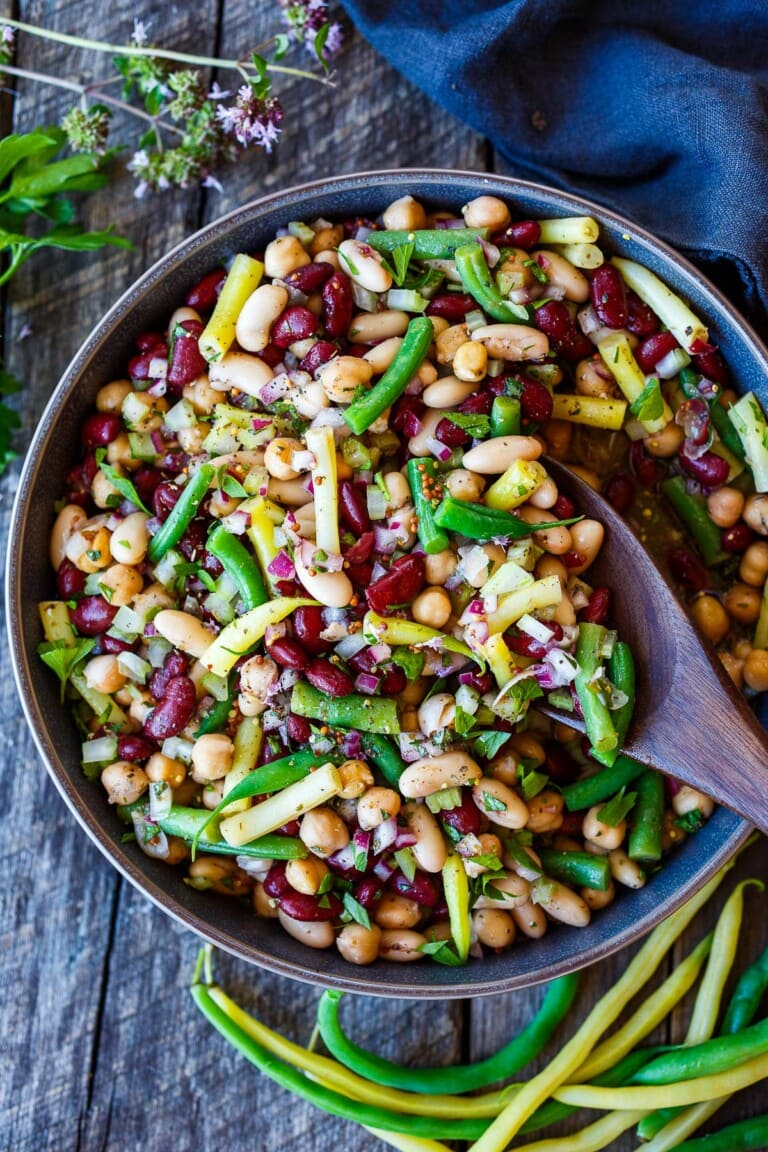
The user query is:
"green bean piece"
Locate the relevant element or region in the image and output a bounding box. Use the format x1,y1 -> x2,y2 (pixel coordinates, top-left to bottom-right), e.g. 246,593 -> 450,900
343,317 -> 433,435
455,242 -> 533,324
591,640 -> 636,767
359,731 -> 406,787
434,494 -> 581,541
291,681 -> 400,735
562,753 -> 648,811
366,227 -> 489,260
722,942 -> 768,1035
632,1016 -> 768,1086
490,395 -> 521,437
158,809 -> 306,859
538,850 -> 612,891
669,1114 -> 768,1152
317,973 -> 580,1095
407,457 -> 450,554
207,523 -> 269,611
146,463 -> 215,563
195,678 -> 235,736
573,623 -> 619,758
628,770 -> 665,863
679,366 -> 745,460
662,475 -> 726,567
191,983 -> 488,1139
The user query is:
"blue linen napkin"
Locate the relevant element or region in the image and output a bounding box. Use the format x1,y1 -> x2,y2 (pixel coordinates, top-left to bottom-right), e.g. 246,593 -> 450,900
340,0 -> 768,333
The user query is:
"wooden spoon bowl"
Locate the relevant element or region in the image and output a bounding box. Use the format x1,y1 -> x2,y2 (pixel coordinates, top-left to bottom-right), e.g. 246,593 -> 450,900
544,458 -> 768,834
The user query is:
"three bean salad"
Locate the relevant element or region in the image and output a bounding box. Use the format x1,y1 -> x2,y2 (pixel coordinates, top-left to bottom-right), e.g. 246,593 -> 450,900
39,191 -> 768,967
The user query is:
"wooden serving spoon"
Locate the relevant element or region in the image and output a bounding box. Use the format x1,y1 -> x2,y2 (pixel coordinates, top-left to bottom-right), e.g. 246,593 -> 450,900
539,457 -> 768,835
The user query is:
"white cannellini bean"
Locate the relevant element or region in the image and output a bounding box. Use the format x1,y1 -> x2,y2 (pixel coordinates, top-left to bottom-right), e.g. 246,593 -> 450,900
294,551 -> 354,608
278,910 -> 334,949
152,609 -> 216,658
471,777 -> 529,829
421,376 -> 478,409
462,435 -> 543,474
338,239 -> 393,292
403,802 -> 447,873
398,752 -> 482,798
235,284 -> 289,352
471,324 -> 550,361
208,352 -> 274,398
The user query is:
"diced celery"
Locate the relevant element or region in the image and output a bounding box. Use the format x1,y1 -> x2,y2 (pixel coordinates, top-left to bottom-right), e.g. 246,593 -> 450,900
728,391 -> 768,492
127,431 -> 157,461
163,398 -> 197,431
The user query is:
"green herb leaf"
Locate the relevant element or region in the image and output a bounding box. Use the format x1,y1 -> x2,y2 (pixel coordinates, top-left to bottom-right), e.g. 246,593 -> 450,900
472,730 -> 512,760
273,32 -> 291,60
95,448 -> 151,513
522,257 -> 549,284
394,846 -> 416,882
38,638 -> 96,701
481,789 -> 508,813
598,786 -> 637,827
313,24 -> 332,73
445,411 -> 491,439
675,808 -> 705,834
391,647 -> 425,681
418,939 -> 463,966
630,376 -> 664,423
391,240 -> 415,287
342,891 -> 371,930
454,704 -> 476,736
517,761 -> 549,801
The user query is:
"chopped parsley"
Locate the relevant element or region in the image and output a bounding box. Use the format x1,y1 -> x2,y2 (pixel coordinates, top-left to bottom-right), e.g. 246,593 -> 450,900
630,377 -> 664,424
37,638 -> 96,701
445,411 -> 491,439
418,939 -> 463,966
598,786 -> 637,827
342,891 -> 371,930
94,448 -> 151,514
675,808 -> 705,834
472,730 -> 512,760
391,647 -> 425,681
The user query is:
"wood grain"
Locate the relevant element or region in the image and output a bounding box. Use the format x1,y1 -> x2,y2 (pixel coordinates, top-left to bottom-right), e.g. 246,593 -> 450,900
0,4 -> 765,1151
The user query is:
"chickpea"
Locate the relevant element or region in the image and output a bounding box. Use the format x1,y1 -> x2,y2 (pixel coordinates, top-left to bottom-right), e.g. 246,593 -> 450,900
189,856 -> 250,897
263,235 -> 310,280
299,806 -> 350,857
264,436 -> 305,480
357,786 -> 401,830
743,648 -> 768,692
526,789 -> 564,834
740,541 -> 768,586
707,486 -> 745,528
672,784 -> 715,820
107,433 -> 138,471
582,804 -> 626,850
645,420 -> 684,458
91,468 -> 122,510
575,357 -> 616,398
96,379 -> 132,412
508,733 -> 546,765
582,882 -> 616,911
310,223 -> 343,255
253,882 -> 280,918
101,761 -> 148,806
445,468 -> 485,502
145,753 -> 186,788
424,549 -> 457,586
337,759 -> 374,799
67,523 -> 112,573
285,856 -> 329,896
743,494 -> 768,535
723,582 -> 762,625
690,594 -> 730,644
382,194 -> 427,232
453,340 -> 488,383
488,748 -> 520,787
719,650 -> 745,688
435,323 -> 470,366
374,891 -> 421,930
399,676 -> 429,707
201,781 -> 225,810
462,195 -> 510,230
319,355 -> 373,403
411,587 -> 452,629
131,581 -> 174,618
473,908 -> 516,950
191,733 -> 234,783
336,922 -> 382,966
84,654 -> 126,695
183,374 -> 219,415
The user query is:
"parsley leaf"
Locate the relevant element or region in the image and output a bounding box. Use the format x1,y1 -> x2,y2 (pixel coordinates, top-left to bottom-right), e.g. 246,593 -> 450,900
95,448 -> 151,513
598,786 -> 637,827
630,376 -> 664,424
390,240 -> 416,287
445,411 -> 491,439
517,760 -> 549,800
481,789 -> 508,813
38,638 -> 96,701
454,705 -> 476,736
391,647 -> 425,681
472,730 -> 512,760
523,257 -> 549,284
342,891 -> 371,930
418,939 -> 464,966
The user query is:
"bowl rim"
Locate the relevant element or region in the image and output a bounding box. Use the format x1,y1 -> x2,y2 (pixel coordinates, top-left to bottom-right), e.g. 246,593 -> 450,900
6,167 -> 757,997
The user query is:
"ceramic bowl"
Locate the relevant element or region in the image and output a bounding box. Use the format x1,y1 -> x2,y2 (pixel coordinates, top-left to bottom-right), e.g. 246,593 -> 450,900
7,169 -> 759,997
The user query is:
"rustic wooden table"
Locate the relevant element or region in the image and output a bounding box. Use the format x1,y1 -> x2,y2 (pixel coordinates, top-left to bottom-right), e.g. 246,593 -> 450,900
1,5 -> 767,1150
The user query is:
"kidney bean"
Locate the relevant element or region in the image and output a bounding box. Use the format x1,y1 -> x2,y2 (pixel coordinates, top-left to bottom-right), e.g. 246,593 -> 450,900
128,348 -> 167,381
284,261 -> 334,294
543,743 -> 580,785
286,713 -> 312,744
552,494 -> 576,520
459,391 -> 494,416
200,550 -> 224,579
256,342 -> 285,368
722,523 -> 754,552
66,452 -> 99,497
305,659 -> 355,697
344,531 -> 375,564
347,342 -> 369,359
678,449 -> 729,488
668,546 -> 710,591
380,666 -> 407,696
71,595 -> 119,636
322,271 -> 354,337
118,734 -> 157,762
490,220 -> 541,249
268,637 -> 310,671
259,736 -> 289,765
486,374 -> 507,396
436,416 -> 470,447
149,651 -> 190,702
143,675 -> 197,741
625,290 -> 660,337
293,605 -> 333,654
263,861 -> 290,899
520,376 -> 553,422
562,550 -> 587,569
367,554 -> 425,615
81,412 -> 121,450
635,331 -> 679,373
426,292 -> 476,322
278,819 -> 301,836
271,305 -> 319,348
279,890 -> 342,921
132,467 -> 163,507
692,346 -> 729,386
559,811 -> 585,837
347,562 -> 374,591
534,301 -> 593,362
604,472 -> 636,515
340,480 -> 372,535
440,789 -> 482,836
100,634 -> 137,655
349,648 -> 376,675
185,268 -> 226,311
459,669 -> 494,694
629,441 -> 662,487
167,318 -> 207,392
391,394 -> 424,434
135,330 -> 166,353
56,558 -> 86,598
299,340 -> 339,375
390,868 -> 438,908
581,586 -> 611,625
508,621 -> 563,659
353,876 -> 383,910
178,516 -> 209,561
589,264 -> 628,329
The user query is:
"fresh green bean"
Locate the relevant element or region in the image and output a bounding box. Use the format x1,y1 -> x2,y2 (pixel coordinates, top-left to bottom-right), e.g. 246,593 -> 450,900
206,522 -> 269,611
146,463 -> 215,563
195,677 -> 235,736
359,731 -> 407,787
455,243 -> 533,324
490,395 -> 521,437
561,753 -> 648,811
291,681 -> 400,734
317,974 -> 580,1095
668,1114 -> 768,1151
662,476 -> 726,567
573,623 -> 619,759
407,457 -> 450,554
722,942 -> 768,1034
679,366 -> 745,460
538,850 -> 611,891
366,227 -> 489,260
159,808 -> 306,859
344,317 -> 433,435
433,494 -> 580,541
603,640 -> 636,758
632,1016 -> 768,1086
191,983 -> 487,1139
628,770 -> 665,863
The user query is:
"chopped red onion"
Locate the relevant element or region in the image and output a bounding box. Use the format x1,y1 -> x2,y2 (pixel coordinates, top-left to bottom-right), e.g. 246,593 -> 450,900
261,709 -> 283,732
264,621 -> 288,645
259,373 -> 291,404
353,828 -> 371,857
577,304 -> 602,336
402,410 -> 422,438
467,598 -> 485,616
267,550 -> 296,580
368,641 -> 392,663
456,832 -> 483,858
150,430 -> 166,453
328,843 -> 357,871
373,525 -> 398,554
131,811 -> 169,860
478,237 -> 500,268
425,436 -> 453,462
219,509 -> 250,535
436,217 -> 468,229
697,377 -> 719,401
543,649 -> 579,686
371,561 -> 388,582
373,856 -> 397,882
394,829 -> 418,849
278,669 -> 300,692
372,817 -> 398,856
335,631 -> 368,660
148,780 -> 172,821
146,378 -> 167,398
355,225 -> 373,242
354,672 -> 381,695
340,729 -> 363,758
322,607 -> 348,625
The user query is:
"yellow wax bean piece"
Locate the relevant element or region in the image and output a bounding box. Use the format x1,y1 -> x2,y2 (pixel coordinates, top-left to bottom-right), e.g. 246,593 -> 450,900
485,459 -> 547,511
199,253 -> 264,362
220,762 -> 342,846
551,393 -> 628,430
200,597 -> 318,678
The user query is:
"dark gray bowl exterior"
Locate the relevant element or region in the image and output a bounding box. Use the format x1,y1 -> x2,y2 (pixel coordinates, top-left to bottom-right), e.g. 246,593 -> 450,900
7,169 -> 760,997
